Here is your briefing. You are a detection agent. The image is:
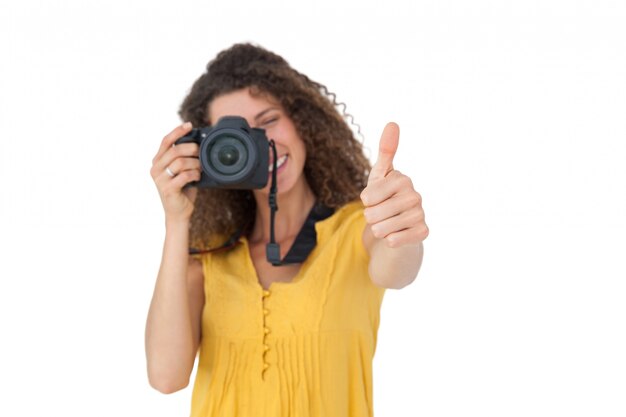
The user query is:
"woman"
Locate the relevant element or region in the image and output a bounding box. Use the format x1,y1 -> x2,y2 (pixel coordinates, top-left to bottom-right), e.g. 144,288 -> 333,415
145,43 -> 428,417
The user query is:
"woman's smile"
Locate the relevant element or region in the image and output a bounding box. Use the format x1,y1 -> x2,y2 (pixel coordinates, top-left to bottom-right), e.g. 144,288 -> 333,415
268,154 -> 289,173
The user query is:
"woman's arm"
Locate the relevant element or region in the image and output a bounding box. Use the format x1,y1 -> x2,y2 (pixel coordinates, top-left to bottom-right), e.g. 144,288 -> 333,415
145,219 -> 205,394
145,122 -> 204,393
360,122 -> 429,289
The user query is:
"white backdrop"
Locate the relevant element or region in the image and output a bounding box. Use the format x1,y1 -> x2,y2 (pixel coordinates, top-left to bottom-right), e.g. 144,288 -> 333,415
1,0 -> 625,416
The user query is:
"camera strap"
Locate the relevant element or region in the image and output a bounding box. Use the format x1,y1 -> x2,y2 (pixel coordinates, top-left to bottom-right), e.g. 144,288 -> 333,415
265,139 -> 334,265
265,140 -> 281,265
275,203 -> 334,265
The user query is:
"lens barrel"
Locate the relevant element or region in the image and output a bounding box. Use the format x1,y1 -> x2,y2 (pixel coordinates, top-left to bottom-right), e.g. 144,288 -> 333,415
200,127 -> 258,185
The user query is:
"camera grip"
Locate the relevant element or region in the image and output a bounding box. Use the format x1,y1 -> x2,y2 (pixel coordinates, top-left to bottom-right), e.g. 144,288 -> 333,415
173,128 -> 201,189
175,128 -> 202,146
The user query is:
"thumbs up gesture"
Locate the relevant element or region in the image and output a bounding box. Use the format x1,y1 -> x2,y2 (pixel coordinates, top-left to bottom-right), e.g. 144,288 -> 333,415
360,123 -> 429,248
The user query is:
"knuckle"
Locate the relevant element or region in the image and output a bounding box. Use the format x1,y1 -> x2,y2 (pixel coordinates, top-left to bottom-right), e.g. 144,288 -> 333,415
168,159 -> 180,172
150,165 -> 164,179
392,171 -> 405,182
169,145 -> 180,158
411,193 -> 422,207
413,226 -> 427,242
184,157 -> 200,170
408,209 -> 421,225
371,225 -> 386,239
173,143 -> 188,156
182,170 -> 198,182
414,209 -> 425,224
384,236 -> 397,248
404,190 -> 420,207
360,190 -> 370,206
162,132 -> 173,144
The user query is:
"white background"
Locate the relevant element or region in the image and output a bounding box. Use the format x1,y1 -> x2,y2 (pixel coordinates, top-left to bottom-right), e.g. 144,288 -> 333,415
1,0 -> 625,416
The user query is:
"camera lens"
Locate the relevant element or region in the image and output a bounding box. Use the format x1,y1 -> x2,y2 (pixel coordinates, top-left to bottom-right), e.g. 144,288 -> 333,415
217,145 -> 239,166
197,117 -> 268,189
209,135 -> 248,175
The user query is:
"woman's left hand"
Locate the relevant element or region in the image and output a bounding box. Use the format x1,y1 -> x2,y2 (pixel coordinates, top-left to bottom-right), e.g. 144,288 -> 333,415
360,122 -> 429,248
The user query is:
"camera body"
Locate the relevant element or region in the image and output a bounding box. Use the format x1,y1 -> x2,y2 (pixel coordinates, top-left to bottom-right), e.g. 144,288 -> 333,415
175,116 -> 269,189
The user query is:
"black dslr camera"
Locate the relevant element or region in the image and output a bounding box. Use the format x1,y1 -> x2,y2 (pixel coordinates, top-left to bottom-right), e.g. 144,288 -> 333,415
175,116 -> 269,189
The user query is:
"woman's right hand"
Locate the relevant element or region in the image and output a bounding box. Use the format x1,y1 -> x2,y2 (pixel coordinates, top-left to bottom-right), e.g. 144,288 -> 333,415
150,122 -> 201,222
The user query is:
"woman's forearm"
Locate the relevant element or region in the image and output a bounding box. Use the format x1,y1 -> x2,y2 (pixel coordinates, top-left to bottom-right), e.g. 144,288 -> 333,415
364,224 -> 424,289
145,219 -> 198,393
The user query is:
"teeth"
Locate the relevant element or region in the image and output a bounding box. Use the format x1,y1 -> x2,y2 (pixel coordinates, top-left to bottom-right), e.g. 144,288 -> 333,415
269,154 -> 288,172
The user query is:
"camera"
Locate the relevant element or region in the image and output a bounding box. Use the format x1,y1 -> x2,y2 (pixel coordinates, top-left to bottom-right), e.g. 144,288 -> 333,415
175,116 -> 269,189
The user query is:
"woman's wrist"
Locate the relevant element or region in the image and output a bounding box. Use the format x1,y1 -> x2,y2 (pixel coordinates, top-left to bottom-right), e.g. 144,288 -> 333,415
163,216 -> 191,261
164,216 -> 192,243
165,213 -> 191,229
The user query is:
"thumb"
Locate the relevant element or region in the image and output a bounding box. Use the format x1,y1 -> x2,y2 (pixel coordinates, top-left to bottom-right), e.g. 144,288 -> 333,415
368,122 -> 399,184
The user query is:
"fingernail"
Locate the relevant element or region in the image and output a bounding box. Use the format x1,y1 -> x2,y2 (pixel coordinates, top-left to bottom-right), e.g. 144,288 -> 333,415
183,121 -> 192,129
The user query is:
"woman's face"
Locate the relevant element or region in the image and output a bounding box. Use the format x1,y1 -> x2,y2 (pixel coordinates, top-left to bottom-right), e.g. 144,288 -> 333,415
208,88 -> 308,196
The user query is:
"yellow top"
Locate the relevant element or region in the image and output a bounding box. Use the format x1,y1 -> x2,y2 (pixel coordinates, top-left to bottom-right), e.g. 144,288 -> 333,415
190,201 -> 386,417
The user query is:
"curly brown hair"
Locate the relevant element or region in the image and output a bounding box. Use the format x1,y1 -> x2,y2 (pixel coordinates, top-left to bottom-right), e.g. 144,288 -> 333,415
178,43 -> 371,249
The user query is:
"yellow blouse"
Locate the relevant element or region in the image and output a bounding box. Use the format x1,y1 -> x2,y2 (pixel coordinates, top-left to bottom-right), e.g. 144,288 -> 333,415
190,201 -> 386,417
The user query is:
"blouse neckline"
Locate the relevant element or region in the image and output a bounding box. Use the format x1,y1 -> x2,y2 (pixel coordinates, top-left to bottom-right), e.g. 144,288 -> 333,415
236,201 -> 361,292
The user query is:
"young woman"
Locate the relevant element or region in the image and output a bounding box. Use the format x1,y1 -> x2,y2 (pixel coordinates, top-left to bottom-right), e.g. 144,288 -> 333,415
145,43 -> 428,417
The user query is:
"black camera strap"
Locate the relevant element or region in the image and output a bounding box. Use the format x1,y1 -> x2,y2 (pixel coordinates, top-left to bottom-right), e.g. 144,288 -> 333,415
276,203 -> 334,265
265,140 -> 334,265
266,140 -> 282,265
